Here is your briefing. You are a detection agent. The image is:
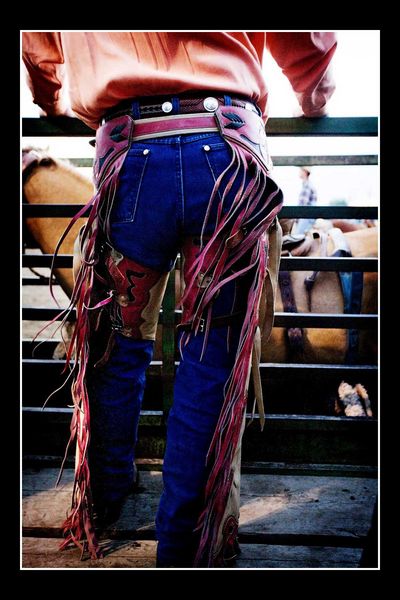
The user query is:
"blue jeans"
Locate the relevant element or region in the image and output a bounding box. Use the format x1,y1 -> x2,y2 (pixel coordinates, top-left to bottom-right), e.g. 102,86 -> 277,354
87,129 -> 267,566
295,217 -> 315,235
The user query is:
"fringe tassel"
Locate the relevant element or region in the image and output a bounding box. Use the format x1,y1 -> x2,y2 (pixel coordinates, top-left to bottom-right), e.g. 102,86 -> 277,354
39,129 -> 133,559
180,139 -> 282,567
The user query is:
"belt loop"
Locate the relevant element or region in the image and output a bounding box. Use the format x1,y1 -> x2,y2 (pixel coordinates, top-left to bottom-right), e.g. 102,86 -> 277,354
131,100 -> 141,120
172,96 -> 180,114
224,94 -> 232,106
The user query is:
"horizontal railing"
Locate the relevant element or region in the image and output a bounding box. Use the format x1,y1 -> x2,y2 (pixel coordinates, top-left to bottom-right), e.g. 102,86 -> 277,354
22,204 -> 378,219
21,253 -> 378,272
21,306 -> 378,330
22,116 -> 378,137
65,155 -> 378,168
22,115 -> 379,463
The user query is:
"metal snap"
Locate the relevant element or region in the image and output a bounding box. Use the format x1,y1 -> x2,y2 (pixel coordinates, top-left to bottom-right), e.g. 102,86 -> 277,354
203,145 -> 211,152
143,149 -> 149,155
116,294 -> 130,307
203,97 -> 219,112
162,101 -> 173,113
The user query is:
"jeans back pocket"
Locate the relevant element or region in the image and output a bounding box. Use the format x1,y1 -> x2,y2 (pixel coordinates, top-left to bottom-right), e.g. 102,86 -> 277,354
111,147 -> 150,224
202,141 -> 232,185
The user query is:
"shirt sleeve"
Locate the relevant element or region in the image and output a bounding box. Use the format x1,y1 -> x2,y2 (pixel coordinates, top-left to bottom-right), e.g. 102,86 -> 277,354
266,32 -> 337,117
22,32 -> 69,116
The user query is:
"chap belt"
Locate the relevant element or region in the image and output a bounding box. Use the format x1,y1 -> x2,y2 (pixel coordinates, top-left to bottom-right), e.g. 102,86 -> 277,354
125,112 -> 219,141
103,94 -> 260,122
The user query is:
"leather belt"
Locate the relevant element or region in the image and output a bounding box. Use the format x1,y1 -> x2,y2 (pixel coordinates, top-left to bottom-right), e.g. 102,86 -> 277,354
177,311 -> 244,333
129,113 -> 219,141
103,94 -> 260,123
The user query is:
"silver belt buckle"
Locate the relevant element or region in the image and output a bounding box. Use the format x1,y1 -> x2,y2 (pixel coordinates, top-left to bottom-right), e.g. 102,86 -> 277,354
203,97 -> 219,112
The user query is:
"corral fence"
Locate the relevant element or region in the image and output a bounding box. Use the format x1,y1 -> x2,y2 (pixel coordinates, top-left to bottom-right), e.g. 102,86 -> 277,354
22,116 -> 378,473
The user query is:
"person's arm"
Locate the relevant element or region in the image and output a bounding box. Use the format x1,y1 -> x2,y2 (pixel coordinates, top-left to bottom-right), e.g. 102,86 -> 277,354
22,32 -> 72,116
266,32 -> 337,117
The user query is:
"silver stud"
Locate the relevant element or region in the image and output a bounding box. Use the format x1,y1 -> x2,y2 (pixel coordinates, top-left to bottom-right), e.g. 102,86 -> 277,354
162,101 -> 173,113
203,145 -> 211,152
203,97 -> 219,112
143,149 -> 149,155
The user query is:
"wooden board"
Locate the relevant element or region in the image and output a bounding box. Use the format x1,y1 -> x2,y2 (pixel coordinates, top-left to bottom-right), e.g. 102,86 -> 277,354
23,469 -> 377,539
22,537 -> 362,569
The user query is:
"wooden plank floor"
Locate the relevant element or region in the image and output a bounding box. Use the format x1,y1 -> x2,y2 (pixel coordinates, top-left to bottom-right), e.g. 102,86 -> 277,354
22,466 -> 377,569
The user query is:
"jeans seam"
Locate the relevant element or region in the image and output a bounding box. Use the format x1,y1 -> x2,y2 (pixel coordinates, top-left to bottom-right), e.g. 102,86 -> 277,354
204,151 -> 223,201
131,153 -> 150,222
176,139 -> 185,230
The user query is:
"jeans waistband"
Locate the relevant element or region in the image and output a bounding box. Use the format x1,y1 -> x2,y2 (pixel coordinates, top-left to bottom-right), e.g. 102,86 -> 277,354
102,92 -> 261,124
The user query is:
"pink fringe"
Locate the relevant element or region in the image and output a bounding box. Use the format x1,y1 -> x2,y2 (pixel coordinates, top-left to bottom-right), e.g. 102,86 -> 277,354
179,141 -> 282,566
41,143 -> 132,560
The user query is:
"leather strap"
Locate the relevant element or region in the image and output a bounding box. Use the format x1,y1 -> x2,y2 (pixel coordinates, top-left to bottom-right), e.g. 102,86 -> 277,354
177,310 -> 243,333
278,269 -> 304,354
103,94 -> 259,123
331,247 -> 363,364
250,326 -> 265,430
131,113 -> 218,141
304,231 -> 329,311
259,218 -> 282,342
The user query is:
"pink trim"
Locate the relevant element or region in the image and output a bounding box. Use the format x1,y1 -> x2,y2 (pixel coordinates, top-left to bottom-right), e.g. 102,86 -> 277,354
134,115 -> 216,137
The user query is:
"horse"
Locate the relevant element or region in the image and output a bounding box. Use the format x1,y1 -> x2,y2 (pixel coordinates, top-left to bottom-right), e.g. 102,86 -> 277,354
23,150 -> 378,367
23,147 -> 94,298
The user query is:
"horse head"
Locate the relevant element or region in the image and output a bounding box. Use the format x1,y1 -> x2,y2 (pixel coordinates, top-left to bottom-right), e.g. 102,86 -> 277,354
22,147 -> 56,183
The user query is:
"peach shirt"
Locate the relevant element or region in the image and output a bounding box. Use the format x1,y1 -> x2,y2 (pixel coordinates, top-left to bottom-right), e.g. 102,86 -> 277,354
22,31 -> 337,129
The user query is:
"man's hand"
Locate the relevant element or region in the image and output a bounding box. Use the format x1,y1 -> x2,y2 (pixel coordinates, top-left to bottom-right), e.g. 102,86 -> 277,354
292,105 -> 329,118
39,105 -> 76,118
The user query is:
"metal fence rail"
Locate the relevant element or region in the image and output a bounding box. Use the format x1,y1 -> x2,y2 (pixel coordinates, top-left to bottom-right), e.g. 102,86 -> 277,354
22,116 -> 378,137
22,204 -> 378,219
22,253 -> 378,272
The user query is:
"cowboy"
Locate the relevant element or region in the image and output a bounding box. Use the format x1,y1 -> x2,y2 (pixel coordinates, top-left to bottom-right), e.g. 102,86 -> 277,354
22,31 -> 337,568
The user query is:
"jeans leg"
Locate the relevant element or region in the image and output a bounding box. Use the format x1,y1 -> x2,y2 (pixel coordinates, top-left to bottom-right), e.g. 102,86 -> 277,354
155,275 -> 244,567
156,327 -> 241,566
88,334 -> 154,505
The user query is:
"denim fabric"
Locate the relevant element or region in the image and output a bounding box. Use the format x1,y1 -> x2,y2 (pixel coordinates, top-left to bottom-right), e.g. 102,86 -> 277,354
87,336 -> 153,504
109,132 -> 239,271
89,130 -> 259,566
